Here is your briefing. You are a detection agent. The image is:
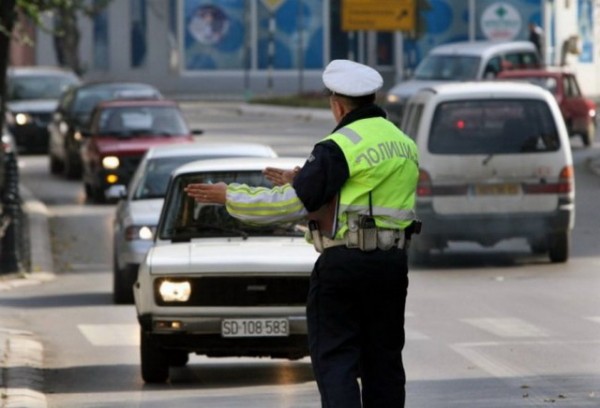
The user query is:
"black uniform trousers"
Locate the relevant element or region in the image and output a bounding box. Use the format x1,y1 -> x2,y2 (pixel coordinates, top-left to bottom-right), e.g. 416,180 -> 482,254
307,245 -> 409,408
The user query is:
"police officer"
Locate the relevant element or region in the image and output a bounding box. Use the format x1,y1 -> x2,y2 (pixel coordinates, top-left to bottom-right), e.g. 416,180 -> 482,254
185,59 -> 420,408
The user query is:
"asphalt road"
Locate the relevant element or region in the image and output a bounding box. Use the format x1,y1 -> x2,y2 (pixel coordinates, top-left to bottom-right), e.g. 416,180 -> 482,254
3,103 -> 600,407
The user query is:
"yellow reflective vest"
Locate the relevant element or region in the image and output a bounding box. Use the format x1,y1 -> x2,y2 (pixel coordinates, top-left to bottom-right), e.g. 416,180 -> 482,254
324,116 -> 419,240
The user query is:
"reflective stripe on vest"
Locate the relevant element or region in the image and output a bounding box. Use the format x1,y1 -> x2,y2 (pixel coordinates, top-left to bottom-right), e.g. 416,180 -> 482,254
325,116 -> 419,239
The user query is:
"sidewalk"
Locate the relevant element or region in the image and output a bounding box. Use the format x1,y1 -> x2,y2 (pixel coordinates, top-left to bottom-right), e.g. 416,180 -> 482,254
0,101 -> 599,408
0,187 -> 53,408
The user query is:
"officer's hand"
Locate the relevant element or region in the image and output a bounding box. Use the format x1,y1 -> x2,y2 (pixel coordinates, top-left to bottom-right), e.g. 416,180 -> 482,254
184,182 -> 227,204
263,166 -> 301,186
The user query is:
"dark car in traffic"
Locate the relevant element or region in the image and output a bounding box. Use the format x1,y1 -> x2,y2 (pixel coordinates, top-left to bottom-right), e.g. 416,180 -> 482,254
6,66 -> 80,153
48,81 -> 163,178
80,98 -> 201,202
497,68 -> 597,146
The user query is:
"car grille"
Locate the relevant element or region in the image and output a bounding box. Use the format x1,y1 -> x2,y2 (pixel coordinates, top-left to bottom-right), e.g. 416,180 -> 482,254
35,112 -> 53,124
154,276 -> 309,307
119,156 -> 143,179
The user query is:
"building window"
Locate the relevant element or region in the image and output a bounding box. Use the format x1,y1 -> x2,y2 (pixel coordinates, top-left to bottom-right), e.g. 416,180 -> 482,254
257,0 -> 324,70
93,2 -> 109,70
183,0 -> 247,70
131,0 -> 148,68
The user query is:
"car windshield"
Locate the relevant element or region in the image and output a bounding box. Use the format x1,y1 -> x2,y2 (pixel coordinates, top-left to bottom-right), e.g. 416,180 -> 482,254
97,106 -> 189,137
159,170 -> 306,241
414,55 -> 481,80
428,99 -> 561,155
73,86 -> 160,114
7,75 -> 78,101
134,156 -> 250,200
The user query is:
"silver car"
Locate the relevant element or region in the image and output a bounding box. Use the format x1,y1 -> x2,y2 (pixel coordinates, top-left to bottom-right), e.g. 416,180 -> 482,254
112,142 -> 277,304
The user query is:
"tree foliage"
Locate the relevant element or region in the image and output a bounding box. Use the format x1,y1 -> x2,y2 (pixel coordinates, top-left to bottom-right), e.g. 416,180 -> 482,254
0,0 -> 112,132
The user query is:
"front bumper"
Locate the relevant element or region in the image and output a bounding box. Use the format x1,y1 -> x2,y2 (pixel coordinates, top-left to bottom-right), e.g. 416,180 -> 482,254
9,124 -> 49,152
138,313 -> 308,358
95,169 -> 134,196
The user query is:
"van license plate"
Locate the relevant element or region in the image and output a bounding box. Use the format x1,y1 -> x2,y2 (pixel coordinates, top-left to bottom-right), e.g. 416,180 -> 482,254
475,183 -> 519,195
221,318 -> 289,337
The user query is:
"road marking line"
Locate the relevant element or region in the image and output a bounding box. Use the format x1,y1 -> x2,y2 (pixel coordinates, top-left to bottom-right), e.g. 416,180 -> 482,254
450,342 -> 527,378
78,324 -> 139,346
586,316 -> 600,324
405,328 -> 430,340
451,339 -> 600,379
461,317 -> 550,338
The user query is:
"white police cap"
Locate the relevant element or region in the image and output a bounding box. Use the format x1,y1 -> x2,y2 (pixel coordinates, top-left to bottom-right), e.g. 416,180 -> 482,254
322,59 -> 383,97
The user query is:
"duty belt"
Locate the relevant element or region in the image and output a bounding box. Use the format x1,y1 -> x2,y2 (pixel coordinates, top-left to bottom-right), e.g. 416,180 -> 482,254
321,229 -> 406,251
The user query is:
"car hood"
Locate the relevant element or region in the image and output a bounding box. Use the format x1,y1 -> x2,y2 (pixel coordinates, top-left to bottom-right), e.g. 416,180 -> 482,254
387,79 -> 455,98
148,238 -> 318,275
125,198 -> 164,226
95,136 -> 193,155
7,100 -> 58,113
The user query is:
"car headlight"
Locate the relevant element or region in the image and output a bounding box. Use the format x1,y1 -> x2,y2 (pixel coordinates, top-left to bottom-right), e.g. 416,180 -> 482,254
102,156 -> 120,169
589,109 -> 596,118
159,280 -> 191,302
386,94 -> 400,104
16,113 -> 33,125
7,112 -> 32,126
124,225 -> 155,241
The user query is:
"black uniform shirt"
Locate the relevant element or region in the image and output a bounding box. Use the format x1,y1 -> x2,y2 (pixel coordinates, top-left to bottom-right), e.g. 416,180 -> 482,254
293,104 -> 388,212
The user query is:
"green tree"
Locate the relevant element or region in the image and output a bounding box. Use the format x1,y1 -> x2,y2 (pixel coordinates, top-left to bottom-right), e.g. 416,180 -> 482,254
0,0 -> 111,134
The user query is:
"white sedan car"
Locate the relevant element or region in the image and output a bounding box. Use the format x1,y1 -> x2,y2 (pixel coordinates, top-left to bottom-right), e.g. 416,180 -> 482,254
134,157 -> 316,383
112,142 -> 277,304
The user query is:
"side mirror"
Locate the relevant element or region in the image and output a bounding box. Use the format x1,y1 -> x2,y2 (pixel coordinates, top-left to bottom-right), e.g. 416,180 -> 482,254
192,129 -> 204,135
105,184 -> 127,200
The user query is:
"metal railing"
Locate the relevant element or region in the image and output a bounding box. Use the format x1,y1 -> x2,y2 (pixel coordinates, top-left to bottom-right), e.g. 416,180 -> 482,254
0,151 -> 26,274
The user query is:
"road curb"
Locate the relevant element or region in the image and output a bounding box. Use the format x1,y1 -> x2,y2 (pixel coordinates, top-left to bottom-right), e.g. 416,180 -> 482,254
0,186 -> 52,408
0,328 -> 46,408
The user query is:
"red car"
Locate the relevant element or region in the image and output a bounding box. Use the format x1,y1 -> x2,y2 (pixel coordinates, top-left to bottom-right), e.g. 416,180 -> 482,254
80,99 -> 201,202
498,69 -> 597,146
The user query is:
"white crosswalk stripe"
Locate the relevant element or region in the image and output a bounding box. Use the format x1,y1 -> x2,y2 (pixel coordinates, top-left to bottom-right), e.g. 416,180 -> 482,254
78,324 -> 139,346
460,317 -> 550,338
77,316 -> 597,348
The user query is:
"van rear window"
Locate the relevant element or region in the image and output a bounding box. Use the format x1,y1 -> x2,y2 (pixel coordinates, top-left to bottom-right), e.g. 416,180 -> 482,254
428,99 -> 560,155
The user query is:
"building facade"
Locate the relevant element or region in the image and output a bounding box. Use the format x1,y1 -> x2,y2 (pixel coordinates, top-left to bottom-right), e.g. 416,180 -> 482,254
25,0 -> 600,98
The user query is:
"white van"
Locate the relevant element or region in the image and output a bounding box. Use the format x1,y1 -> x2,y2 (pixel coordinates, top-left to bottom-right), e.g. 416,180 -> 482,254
385,41 -> 541,124
401,81 -> 575,263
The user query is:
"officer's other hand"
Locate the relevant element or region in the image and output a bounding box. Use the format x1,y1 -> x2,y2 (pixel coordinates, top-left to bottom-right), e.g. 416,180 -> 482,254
263,166 -> 301,186
184,182 -> 227,204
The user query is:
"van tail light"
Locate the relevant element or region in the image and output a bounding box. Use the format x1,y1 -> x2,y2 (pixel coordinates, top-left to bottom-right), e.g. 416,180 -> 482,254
522,165 -> 574,194
417,169 -> 432,197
